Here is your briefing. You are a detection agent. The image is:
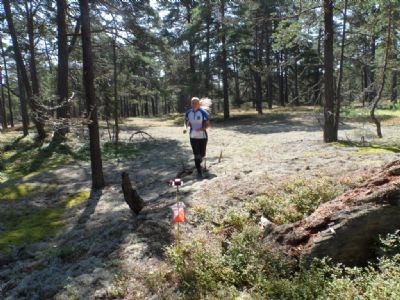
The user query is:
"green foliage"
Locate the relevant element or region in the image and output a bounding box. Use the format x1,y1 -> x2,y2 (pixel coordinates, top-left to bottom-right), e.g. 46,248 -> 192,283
222,208 -> 249,231
248,177 -> 341,224
167,228 -> 400,299
380,230 -> 400,257
223,225 -> 291,289
167,235 -> 233,296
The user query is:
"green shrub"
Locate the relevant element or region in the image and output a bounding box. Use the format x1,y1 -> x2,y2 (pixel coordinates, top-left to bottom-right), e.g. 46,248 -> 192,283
249,177 -> 342,224
380,230 -> 400,257
222,208 -> 250,231
223,225 -> 291,290
167,235 -> 232,297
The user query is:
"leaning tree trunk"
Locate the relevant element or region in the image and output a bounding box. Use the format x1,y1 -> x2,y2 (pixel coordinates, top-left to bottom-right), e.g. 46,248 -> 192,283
79,0 -> 105,189
3,0 -> 45,139
370,7 -> 392,138
121,172 -> 144,214
323,0 -> 337,142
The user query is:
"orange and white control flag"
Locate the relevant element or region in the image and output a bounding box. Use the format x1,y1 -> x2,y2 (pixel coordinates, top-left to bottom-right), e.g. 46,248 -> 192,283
170,202 -> 186,224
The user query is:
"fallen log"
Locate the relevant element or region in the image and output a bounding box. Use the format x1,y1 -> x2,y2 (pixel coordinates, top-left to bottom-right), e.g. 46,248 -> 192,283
121,172 -> 144,214
264,160 -> 400,266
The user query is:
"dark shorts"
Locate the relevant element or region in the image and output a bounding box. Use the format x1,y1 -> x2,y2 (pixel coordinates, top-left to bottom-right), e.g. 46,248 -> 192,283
190,138 -> 208,159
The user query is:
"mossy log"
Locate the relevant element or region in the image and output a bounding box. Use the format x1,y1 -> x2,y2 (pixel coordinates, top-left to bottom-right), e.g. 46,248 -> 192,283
121,172 -> 144,214
264,160 -> 400,266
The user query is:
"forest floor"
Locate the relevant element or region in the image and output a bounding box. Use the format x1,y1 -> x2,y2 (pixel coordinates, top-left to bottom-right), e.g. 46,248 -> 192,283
1,106 -> 400,299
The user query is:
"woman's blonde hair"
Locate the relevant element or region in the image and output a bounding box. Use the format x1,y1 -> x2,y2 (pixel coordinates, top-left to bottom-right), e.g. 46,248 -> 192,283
200,98 -> 212,111
191,96 -> 212,111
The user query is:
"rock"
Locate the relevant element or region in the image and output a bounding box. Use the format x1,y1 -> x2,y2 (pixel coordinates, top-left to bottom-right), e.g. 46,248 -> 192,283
264,160 -> 400,266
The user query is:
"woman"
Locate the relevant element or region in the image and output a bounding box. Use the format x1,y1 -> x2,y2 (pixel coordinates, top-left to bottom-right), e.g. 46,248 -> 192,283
183,97 -> 211,177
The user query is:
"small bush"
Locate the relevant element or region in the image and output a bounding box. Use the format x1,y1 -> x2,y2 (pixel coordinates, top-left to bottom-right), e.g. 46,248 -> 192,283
249,177 -> 342,224
222,208 -> 249,231
380,230 -> 400,257
167,235 -> 231,297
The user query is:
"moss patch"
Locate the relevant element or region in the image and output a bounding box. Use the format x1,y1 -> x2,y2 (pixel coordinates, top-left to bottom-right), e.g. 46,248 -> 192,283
0,208 -> 64,252
0,190 -> 90,252
332,141 -> 400,154
63,190 -> 90,208
0,183 -> 57,202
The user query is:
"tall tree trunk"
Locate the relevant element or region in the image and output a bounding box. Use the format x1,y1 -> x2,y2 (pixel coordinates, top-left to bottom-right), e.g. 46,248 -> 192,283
55,0 -> 69,138
284,50 -> 289,105
220,0 -> 229,119
391,43 -> 398,103
0,69 -> 7,129
233,52 -> 241,108
369,35 -> 376,102
370,7 -> 392,138
293,57 -> 299,105
254,15 -> 264,114
265,19 -> 273,109
363,64 -> 368,106
391,71 -> 398,103
17,66 -> 29,136
3,0 -> 46,139
334,0 -> 348,134
25,1 -> 40,99
312,28 -> 323,105
204,0 -> 211,95
79,0 -> 105,189
323,0 -> 337,142
278,52 -> 285,107
1,37 -> 14,128
112,36 -> 119,143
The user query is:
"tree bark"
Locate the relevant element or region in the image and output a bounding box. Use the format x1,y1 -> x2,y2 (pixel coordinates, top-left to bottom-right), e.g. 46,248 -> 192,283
323,0 -> 337,142
220,0 -> 229,119
391,71 -> 398,103
25,1 -> 41,99
17,66 -> 29,136
334,0 -> 348,134
0,35 -> 13,128
121,172 -> 144,214
112,35 -> 119,143
204,0 -> 212,95
278,52 -> 285,107
293,56 -> 299,106
0,68 -> 7,130
55,0 -> 70,138
79,0 -> 105,189
3,0 -> 45,139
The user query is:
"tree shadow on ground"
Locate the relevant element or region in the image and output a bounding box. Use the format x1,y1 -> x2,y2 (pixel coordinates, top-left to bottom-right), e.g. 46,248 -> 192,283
212,112 -> 357,135
0,135 -> 205,299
